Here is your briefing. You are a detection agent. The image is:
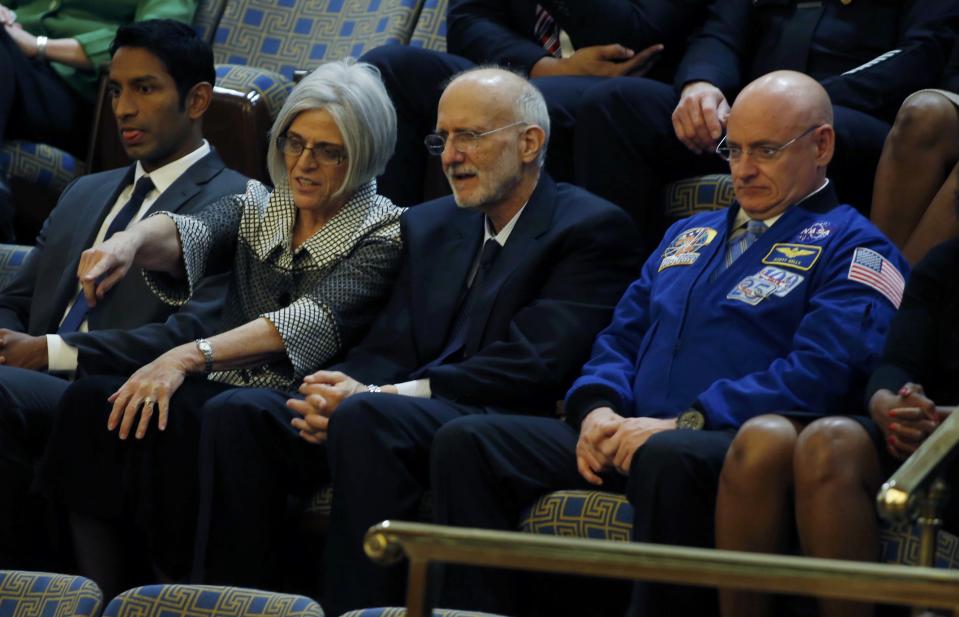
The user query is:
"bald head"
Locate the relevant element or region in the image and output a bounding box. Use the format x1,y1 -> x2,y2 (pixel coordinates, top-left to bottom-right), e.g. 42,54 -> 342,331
734,70 -> 833,129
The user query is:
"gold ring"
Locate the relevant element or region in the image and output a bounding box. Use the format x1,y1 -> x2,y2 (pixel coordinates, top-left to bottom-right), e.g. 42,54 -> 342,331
143,397 -> 154,406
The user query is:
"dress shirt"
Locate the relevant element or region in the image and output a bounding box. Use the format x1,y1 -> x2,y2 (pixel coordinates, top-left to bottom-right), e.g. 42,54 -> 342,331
46,141 -> 212,374
394,202 -> 528,398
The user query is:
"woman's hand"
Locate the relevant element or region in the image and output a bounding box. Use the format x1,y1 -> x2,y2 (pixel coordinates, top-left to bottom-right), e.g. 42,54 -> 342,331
77,232 -> 139,307
868,383 -> 940,460
106,348 -> 192,440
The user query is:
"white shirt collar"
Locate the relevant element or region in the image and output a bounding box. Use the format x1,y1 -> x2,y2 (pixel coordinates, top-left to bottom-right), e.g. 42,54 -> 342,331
483,202 -> 528,246
133,140 -> 211,194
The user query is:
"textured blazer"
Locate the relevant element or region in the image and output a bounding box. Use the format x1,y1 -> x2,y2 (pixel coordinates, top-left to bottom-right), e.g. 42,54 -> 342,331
0,150 -> 249,375
333,174 -> 644,414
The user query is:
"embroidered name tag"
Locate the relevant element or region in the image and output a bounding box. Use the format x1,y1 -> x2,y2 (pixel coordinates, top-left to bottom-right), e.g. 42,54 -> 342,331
728,266 -> 805,306
659,227 -> 718,271
761,243 -> 822,271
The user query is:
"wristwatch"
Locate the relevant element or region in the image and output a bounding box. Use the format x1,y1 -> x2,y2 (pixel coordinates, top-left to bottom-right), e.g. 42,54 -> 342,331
676,408 -> 705,430
366,384 -> 382,393
195,338 -> 214,374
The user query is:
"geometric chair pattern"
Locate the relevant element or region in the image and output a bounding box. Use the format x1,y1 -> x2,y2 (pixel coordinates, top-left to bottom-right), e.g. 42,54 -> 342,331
194,0 -> 230,44
214,64 -> 294,122
408,0 -> 447,52
0,244 -> 32,290
0,141 -> 82,194
661,173 -> 736,220
341,609 -> 506,617
211,0 -> 423,81
102,585 -> 323,617
521,490 -> 959,569
0,570 -> 102,617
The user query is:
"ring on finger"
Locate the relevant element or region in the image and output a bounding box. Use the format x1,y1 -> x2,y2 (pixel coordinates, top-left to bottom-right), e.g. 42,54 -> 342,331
143,397 -> 154,406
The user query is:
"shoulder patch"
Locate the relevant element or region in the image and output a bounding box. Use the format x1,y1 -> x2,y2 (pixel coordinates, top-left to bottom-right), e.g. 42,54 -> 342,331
659,226 -> 718,271
762,243 -> 822,271
847,247 -> 905,308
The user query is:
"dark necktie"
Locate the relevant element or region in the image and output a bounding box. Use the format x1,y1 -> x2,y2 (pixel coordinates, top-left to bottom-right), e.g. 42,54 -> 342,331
412,238 -> 502,377
533,4 -> 562,58
724,219 -> 767,270
58,176 -> 156,334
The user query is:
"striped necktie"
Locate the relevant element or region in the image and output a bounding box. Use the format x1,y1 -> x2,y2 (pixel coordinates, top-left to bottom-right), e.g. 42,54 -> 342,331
724,219 -> 767,269
533,4 -> 562,58
58,175 -> 156,334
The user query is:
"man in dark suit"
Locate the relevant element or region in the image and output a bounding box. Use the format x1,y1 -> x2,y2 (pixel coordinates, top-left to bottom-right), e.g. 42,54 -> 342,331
187,67 -> 642,614
360,0 -> 711,207
0,19 -> 248,568
574,0 -> 959,231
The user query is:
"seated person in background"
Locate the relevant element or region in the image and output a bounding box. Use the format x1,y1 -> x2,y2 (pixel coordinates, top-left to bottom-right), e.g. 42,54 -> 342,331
715,232 -> 959,617
871,41 -> 959,265
573,0 -> 959,246
0,0 -> 198,240
187,67 -> 642,616
37,59 -> 404,599
361,0 -> 712,207
429,71 -> 908,617
0,18 -> 247,571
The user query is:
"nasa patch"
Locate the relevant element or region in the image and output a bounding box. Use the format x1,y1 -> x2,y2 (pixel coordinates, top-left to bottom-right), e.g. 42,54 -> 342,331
762,243 -> 822,271
728,266 -> 805,306
796,221 -> 833,242
659,227 -> 718,271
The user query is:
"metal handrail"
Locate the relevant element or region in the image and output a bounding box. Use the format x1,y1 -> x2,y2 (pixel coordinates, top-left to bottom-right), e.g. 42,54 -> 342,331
364,520 -> 959,617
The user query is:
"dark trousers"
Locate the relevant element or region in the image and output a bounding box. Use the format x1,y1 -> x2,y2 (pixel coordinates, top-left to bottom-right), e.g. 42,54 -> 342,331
574,77 -> 891,222
323,392 -> 496,616
191,387 -> 329,587
432,414 -> 734,617
360,45 -> 621,208
38,375 -> 234,580
0,367 -> 71,568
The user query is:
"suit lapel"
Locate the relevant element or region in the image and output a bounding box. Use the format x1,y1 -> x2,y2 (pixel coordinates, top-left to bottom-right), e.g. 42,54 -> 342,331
463,175 -> 555,354
144,151 -> 225,217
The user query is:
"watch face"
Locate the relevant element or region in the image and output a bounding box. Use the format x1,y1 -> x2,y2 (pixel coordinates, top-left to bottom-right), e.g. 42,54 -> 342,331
678,410 -> 705,430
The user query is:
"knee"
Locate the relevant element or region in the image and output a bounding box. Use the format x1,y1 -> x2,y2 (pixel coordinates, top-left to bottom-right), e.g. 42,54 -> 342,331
794,417 -> 875,492
200,388 -> 278,438
722,415 -> 798,489
889,91 -> 959,151
326,392 -> 387,446
58,376 -> 121,422
432,416 -> 491,470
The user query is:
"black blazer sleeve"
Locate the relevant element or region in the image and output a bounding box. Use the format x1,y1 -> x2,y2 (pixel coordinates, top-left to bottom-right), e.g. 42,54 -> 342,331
672,0 -> 751,96
820,0 -> 959,121
447,0 -> 549,71
428,199 -> 642,411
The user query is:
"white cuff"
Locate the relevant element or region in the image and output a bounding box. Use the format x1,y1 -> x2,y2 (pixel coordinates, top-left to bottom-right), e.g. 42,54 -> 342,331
393,378 -> 431,399
46,334 -> 79,374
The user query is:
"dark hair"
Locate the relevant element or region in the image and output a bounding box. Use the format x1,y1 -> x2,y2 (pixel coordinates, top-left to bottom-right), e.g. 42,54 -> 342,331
110,19 -> 215,106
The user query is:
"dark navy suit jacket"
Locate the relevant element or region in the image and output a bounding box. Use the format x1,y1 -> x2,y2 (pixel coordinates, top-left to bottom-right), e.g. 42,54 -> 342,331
675,0 -> 959,123
333,174 -> 643,414
0,150 -> 249,376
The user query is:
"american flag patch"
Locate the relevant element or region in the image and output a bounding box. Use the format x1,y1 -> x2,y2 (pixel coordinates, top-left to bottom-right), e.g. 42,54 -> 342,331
847,247 -> 905,307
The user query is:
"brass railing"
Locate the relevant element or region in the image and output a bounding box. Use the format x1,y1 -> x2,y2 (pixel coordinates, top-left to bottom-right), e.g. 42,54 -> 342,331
364,521 -> 959,617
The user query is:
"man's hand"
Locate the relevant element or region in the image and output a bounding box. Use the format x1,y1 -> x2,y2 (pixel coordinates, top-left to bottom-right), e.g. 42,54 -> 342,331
77,231 -> 139,307
869,384 -> 940,460
672,81 -> 730,154
611,416 -> 677,475
106,349 -> 192,440
0,329 -> 47,370
4,25 -> 36,57
576,406 -> 625,485
531,43 -> 663,78
288,370 -> 367,444
0,7 -> 18,27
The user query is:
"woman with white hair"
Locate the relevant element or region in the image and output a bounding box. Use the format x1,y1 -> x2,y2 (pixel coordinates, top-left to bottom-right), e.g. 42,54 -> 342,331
39,59 -> 403,595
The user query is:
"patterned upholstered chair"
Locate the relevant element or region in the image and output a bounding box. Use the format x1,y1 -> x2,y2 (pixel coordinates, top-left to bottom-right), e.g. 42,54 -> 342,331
0,570 -> 102,617
0,244 -> 32,290
520,490 -> 959,569
341,609 -> 505,617
102,584 -> 323,617
408,0 -> 447,52
661,174 -> 736,220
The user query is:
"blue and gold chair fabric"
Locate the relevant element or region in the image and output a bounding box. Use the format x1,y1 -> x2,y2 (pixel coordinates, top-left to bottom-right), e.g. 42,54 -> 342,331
102,585 -> 323,617
0,244 -> 32,290
211,0 -> 422,80
0,570 -> 102,617
194,0 -> 229,44
661,173 -> 736,220
408,0 -> 447,51
521,490 -> 959,568
214,64 -> 293,122
0,141 -> 82,196
341,609 -> 506,616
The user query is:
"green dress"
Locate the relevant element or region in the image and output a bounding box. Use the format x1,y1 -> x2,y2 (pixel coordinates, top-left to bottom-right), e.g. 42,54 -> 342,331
1,0 -> 197,102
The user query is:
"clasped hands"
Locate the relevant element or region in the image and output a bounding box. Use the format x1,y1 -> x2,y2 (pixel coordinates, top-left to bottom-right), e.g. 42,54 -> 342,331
576,407 -> 676,485
287,371 -> 371,444
869,383 -> 943,460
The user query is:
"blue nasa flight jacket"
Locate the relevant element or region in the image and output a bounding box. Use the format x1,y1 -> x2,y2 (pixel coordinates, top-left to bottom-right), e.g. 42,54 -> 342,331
565,184 -> 909,430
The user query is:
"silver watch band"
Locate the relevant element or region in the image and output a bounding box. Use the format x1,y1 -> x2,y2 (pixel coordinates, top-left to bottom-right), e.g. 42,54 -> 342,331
366,384 -> 382,393
195,338 -> 214,374
35,35 -> 48,62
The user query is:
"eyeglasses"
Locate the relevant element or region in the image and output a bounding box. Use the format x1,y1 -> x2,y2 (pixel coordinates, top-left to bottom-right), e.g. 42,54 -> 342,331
424,121 -> 528,155
277,135 -> 347,166
716,125 -> 823,162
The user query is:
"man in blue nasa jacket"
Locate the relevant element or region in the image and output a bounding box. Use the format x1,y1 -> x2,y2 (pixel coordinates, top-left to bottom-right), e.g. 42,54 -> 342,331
429,70 -> 909,617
